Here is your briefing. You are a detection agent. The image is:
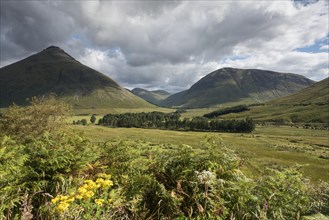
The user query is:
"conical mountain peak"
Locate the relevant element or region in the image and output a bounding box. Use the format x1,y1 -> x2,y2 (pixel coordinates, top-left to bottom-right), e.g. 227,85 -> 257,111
43,45 -> 67,55
37,45 -> 78,62
45,45 -> 61,50
0,47 -> 154,108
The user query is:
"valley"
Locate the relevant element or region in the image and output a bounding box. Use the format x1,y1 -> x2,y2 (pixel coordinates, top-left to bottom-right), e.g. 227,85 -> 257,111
68,122 -> 329,182
1,0 -> 329,218
1,46 -> 328,219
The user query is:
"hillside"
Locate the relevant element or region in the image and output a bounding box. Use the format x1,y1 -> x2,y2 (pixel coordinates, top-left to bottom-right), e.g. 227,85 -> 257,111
217,77 -> 329,123
0,46 -> 154,108
131,88 -> 171,105
161,68 -> 314,108
270,77 -> 329,104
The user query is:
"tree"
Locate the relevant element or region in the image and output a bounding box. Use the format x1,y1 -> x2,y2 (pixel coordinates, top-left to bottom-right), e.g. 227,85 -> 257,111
81,119 -> 87,125
90,114 -> 96,124
0,94 -> 72,141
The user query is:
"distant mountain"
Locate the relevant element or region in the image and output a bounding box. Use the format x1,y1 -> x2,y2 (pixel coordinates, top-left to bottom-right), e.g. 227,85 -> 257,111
131,88 -> 171,105
270,77 -> 329,105
161,68 -> 314,108
217,77 -> 329,123
0,46 -> 154,108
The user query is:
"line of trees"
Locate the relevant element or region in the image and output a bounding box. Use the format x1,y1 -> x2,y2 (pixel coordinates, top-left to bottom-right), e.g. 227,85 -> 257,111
99,112 -> 255,132
203,105 -> 250,118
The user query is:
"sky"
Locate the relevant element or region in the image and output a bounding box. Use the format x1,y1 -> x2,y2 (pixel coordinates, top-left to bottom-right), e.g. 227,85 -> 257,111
1,0 -> 328,93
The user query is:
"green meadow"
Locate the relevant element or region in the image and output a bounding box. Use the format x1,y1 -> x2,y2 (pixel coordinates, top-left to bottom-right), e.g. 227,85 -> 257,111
69,123 -> 329,182
1,98 -> 328,219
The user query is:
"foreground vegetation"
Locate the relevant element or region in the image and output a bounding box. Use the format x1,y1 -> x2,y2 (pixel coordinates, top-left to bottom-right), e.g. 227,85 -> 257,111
1,97 -> 328,219
71,125 -> 329,183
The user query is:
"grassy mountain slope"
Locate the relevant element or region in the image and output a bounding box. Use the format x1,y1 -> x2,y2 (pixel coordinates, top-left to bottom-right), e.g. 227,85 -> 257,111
219,77 -> 329,123
0,46 -> 154,108
131,88 -> 171,105
270,77 -> 329,104
161,68 -> 314,108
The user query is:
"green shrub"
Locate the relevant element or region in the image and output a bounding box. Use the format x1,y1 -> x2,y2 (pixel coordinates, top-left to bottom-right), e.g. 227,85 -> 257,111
81,119 -> 88,126
90,114 -> 96,124
254,168 -> 311,219
0,95 -> 71,141
0,97 -> 98,219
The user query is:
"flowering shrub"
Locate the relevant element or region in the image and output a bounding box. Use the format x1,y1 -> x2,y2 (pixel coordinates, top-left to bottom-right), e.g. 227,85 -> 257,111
50,173 -> 118,218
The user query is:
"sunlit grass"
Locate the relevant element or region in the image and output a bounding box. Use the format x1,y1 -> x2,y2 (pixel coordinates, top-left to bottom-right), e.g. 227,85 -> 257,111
67,124 -> 329,182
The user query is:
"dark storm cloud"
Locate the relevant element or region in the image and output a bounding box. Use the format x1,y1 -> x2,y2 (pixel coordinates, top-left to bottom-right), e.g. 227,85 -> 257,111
0,1 -> 79,64
1,1 -> 328,91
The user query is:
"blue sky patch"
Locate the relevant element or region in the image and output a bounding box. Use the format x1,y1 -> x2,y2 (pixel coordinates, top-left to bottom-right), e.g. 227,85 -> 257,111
295,35 -> 329,53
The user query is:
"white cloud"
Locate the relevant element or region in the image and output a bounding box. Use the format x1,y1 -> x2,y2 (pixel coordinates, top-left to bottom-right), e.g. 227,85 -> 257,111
1,0 -> 328,92
78,47 -> 219,93
219,51 -> 328,81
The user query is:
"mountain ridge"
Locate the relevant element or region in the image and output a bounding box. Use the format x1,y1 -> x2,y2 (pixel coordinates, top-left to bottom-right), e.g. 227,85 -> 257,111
270,77 -> 329,104
218,77 -> 329,123
161,67 -> 314,108
0,46 -> 154,108
131,88 -> 171,105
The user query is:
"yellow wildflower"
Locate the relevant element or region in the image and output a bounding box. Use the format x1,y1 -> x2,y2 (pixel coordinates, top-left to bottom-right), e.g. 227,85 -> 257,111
96,178 -> 104,183
85,180 -> 98,190
55,202 -> 70,213
78,187 -> 87,194
95,198 -> 105,206
96,178 -> 113,188
102,180 -> 113,188
83,190 -> 94,199
59,195 -> 69,200
66,197 -> 75,203
51,196 -> 60,204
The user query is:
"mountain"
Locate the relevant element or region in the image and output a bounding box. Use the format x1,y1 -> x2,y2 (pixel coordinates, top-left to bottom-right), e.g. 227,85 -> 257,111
218,77 -> 329,123
131,88 -> 171,105
270,77 -> 329,105
161,68 -> 314,108
0,46 -> 154,108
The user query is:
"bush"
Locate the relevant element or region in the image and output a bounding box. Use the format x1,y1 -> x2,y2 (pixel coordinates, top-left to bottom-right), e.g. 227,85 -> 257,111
90,114 -> 96,124
98,138 -> 323,219
254,168 -> 311,219
81,119 -> 87,126
0,95 -> 71,141
0,97 -> 98,219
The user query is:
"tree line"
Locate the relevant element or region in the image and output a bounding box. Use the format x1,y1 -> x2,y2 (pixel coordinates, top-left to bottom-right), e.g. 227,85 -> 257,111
99,111 -> 255,132
203,104 -> 250,118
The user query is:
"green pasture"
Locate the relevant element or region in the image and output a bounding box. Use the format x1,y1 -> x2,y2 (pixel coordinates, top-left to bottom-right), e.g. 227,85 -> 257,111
219,104 -> 329,123
68,124 -> 329,182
